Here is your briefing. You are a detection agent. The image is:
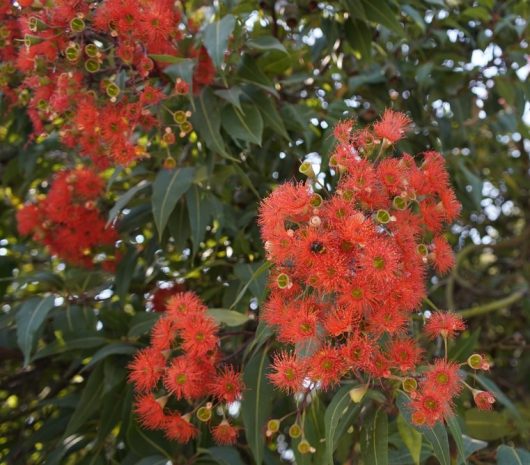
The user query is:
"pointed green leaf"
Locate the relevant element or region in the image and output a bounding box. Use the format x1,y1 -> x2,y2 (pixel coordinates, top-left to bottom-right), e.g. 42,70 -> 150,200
397,414 -> 422,465
82,343 -> 137,371
344,19 -> 372,62
247,36 -> 288,54
464,409 -> 511,441
191,88 -> 235,160
361,0 -> 404,36
64,366 -> 104,437
215,87 -> 245,112
222,103 -> 263,146
164,58 -> 196,87
362,409 -> 388,465
148,54 -> 182,63
134,456 -> 169,465
248,91 -> 289,140
16,296 -> 55,366
203,15 -> 236,68
152,167 -> 195,240
397,392 -> 451,465
186,185 -> 212,255
238,55 -> 279,97
324,384 -> 361,465
447,416 -> 467,465
107,180 -> 150,226
496,445 -> 530,465
241,348 -> 273,465
207,309 -> 249,327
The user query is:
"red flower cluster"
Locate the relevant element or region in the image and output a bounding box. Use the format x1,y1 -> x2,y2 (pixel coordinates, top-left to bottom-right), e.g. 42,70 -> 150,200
259,110 -> 492,427
128,292 -> 244,444
0,0 -> 217,167
16,167 -> 119,269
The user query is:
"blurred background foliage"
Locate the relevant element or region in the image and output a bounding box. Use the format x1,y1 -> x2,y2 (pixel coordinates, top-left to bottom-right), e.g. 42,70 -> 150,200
0,0 -> 529,464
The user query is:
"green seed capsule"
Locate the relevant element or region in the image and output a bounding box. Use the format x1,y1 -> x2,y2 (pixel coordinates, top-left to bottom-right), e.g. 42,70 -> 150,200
467,354 -> 483,370
196,406 -> 212,422
393,195 -> 408,210
417,244 -> 429,257
299,161 -> 315,178
106,82 -> 120,98
402,377 -> 418,393
289,423 -> 302,438
70,17 -> 86,33
84,44 -> 98,57
267,419 -> 280,433
376,209 -> 391,224
277,273 -> 290,289
173,110 -> 187,125
84,58 -> 100,73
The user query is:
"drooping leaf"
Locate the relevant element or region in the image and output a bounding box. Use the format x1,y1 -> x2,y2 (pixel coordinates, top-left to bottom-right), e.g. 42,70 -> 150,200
207,446 -> 246,465
186,185 -> 213,255
134,456 -> 169,465
64,365 -> 104,437
241,348 -> 273,465
324,384 -> 361,465
464,409 -> 511,441
151,167 -> 195,240
344,19 -> 372,62
397,414 -> 422,465
361,408 -> 389,465
496,445 -> 530,465
215,87 -> 245,112
164,58 -> 196,87
82,343 -> 137,371
247,90 -> 289,140
16,295 -> 55,366
128,312 -> 160,338
191,88 -> 235,160
222,103 -> 263,146
247,36 -> 288,54
203,15 -> 236,68
446,415 -> 467,465
207,308 -> 249,327
107,180 -> 150,226
115,245 -> 139,302
397,392 -> 451,465
237,54 -> 279,97
361,0 -> 405,36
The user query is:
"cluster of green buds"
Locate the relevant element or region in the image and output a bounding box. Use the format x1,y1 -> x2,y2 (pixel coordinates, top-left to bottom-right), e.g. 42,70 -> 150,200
172,110 -> 193,137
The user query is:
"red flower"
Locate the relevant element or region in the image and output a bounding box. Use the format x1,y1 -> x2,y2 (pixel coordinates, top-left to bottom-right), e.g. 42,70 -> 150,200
269,352 -> 306,393
388,338 -> 423,372
134,393 -> 167,429
210,366 -> 245,403
211,421 -> 238,445
423,360 -> 462,396
424,311 -> 465,340
163,413 -> 198,443
373,109 -> 411,143
164,356 -> 204,400
411,390 -> 452,426
128,347 -> 166,392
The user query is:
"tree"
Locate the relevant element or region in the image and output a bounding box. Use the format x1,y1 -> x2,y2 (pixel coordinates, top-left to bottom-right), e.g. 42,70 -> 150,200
0,1 -> 528,464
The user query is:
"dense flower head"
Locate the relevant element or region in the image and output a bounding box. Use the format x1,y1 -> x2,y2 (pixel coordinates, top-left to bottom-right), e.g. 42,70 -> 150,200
0,0 -> 219,167
128,291 -> 244,444
16,167 -> 119,268
259,111 -> 472,425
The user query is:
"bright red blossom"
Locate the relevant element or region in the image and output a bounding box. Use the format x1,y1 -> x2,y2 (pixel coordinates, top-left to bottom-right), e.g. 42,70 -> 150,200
424,311 -> 466,340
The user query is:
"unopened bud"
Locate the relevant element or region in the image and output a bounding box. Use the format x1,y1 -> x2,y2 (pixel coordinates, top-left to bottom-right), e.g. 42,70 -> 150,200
163,157 -> 176,170
309,216 -> 321,228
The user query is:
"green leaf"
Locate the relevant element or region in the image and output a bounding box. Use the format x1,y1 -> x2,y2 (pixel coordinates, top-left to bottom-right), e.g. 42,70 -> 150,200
234,261 -> 268,302
16,296 -> 55,366
446,416 -> 467,465
207,447 -> 246,465
148,54 -> 182,63
214,87 -> 245,112
191,88 -> 234,160
496,445 -> 530,465
344,19 -> 372,62
115,245 -> 139,302
134,457 -> 169,465
402,5 -> 426,32
203,15 -> 236,68
82,343 -> 137,371
241,348 -> 273,465
361,0 -> 404,36
207,309 -> 249,327
448,328 -> 480,362
164,58 -> 196,88
33,336 -> 107,360
324,384 -> 361,465
222,103 -> 263,146
464,409 -> 511,441
186,185 -> 212,255
152,167 -> 195,240
107,180 -> 150,226
396,392 -> 451,465
230,261 -> 271,309
248,91 -> 289,140
16,271 -> 64,289
361,408 -> 388,465
247,36 -> 288,54
458,160 -> 483,210
461,436 -> 487,463
64,366 -> 104,437
397,414 -> 422,465
128,312 -> 160,337
238,54 -> 279,97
